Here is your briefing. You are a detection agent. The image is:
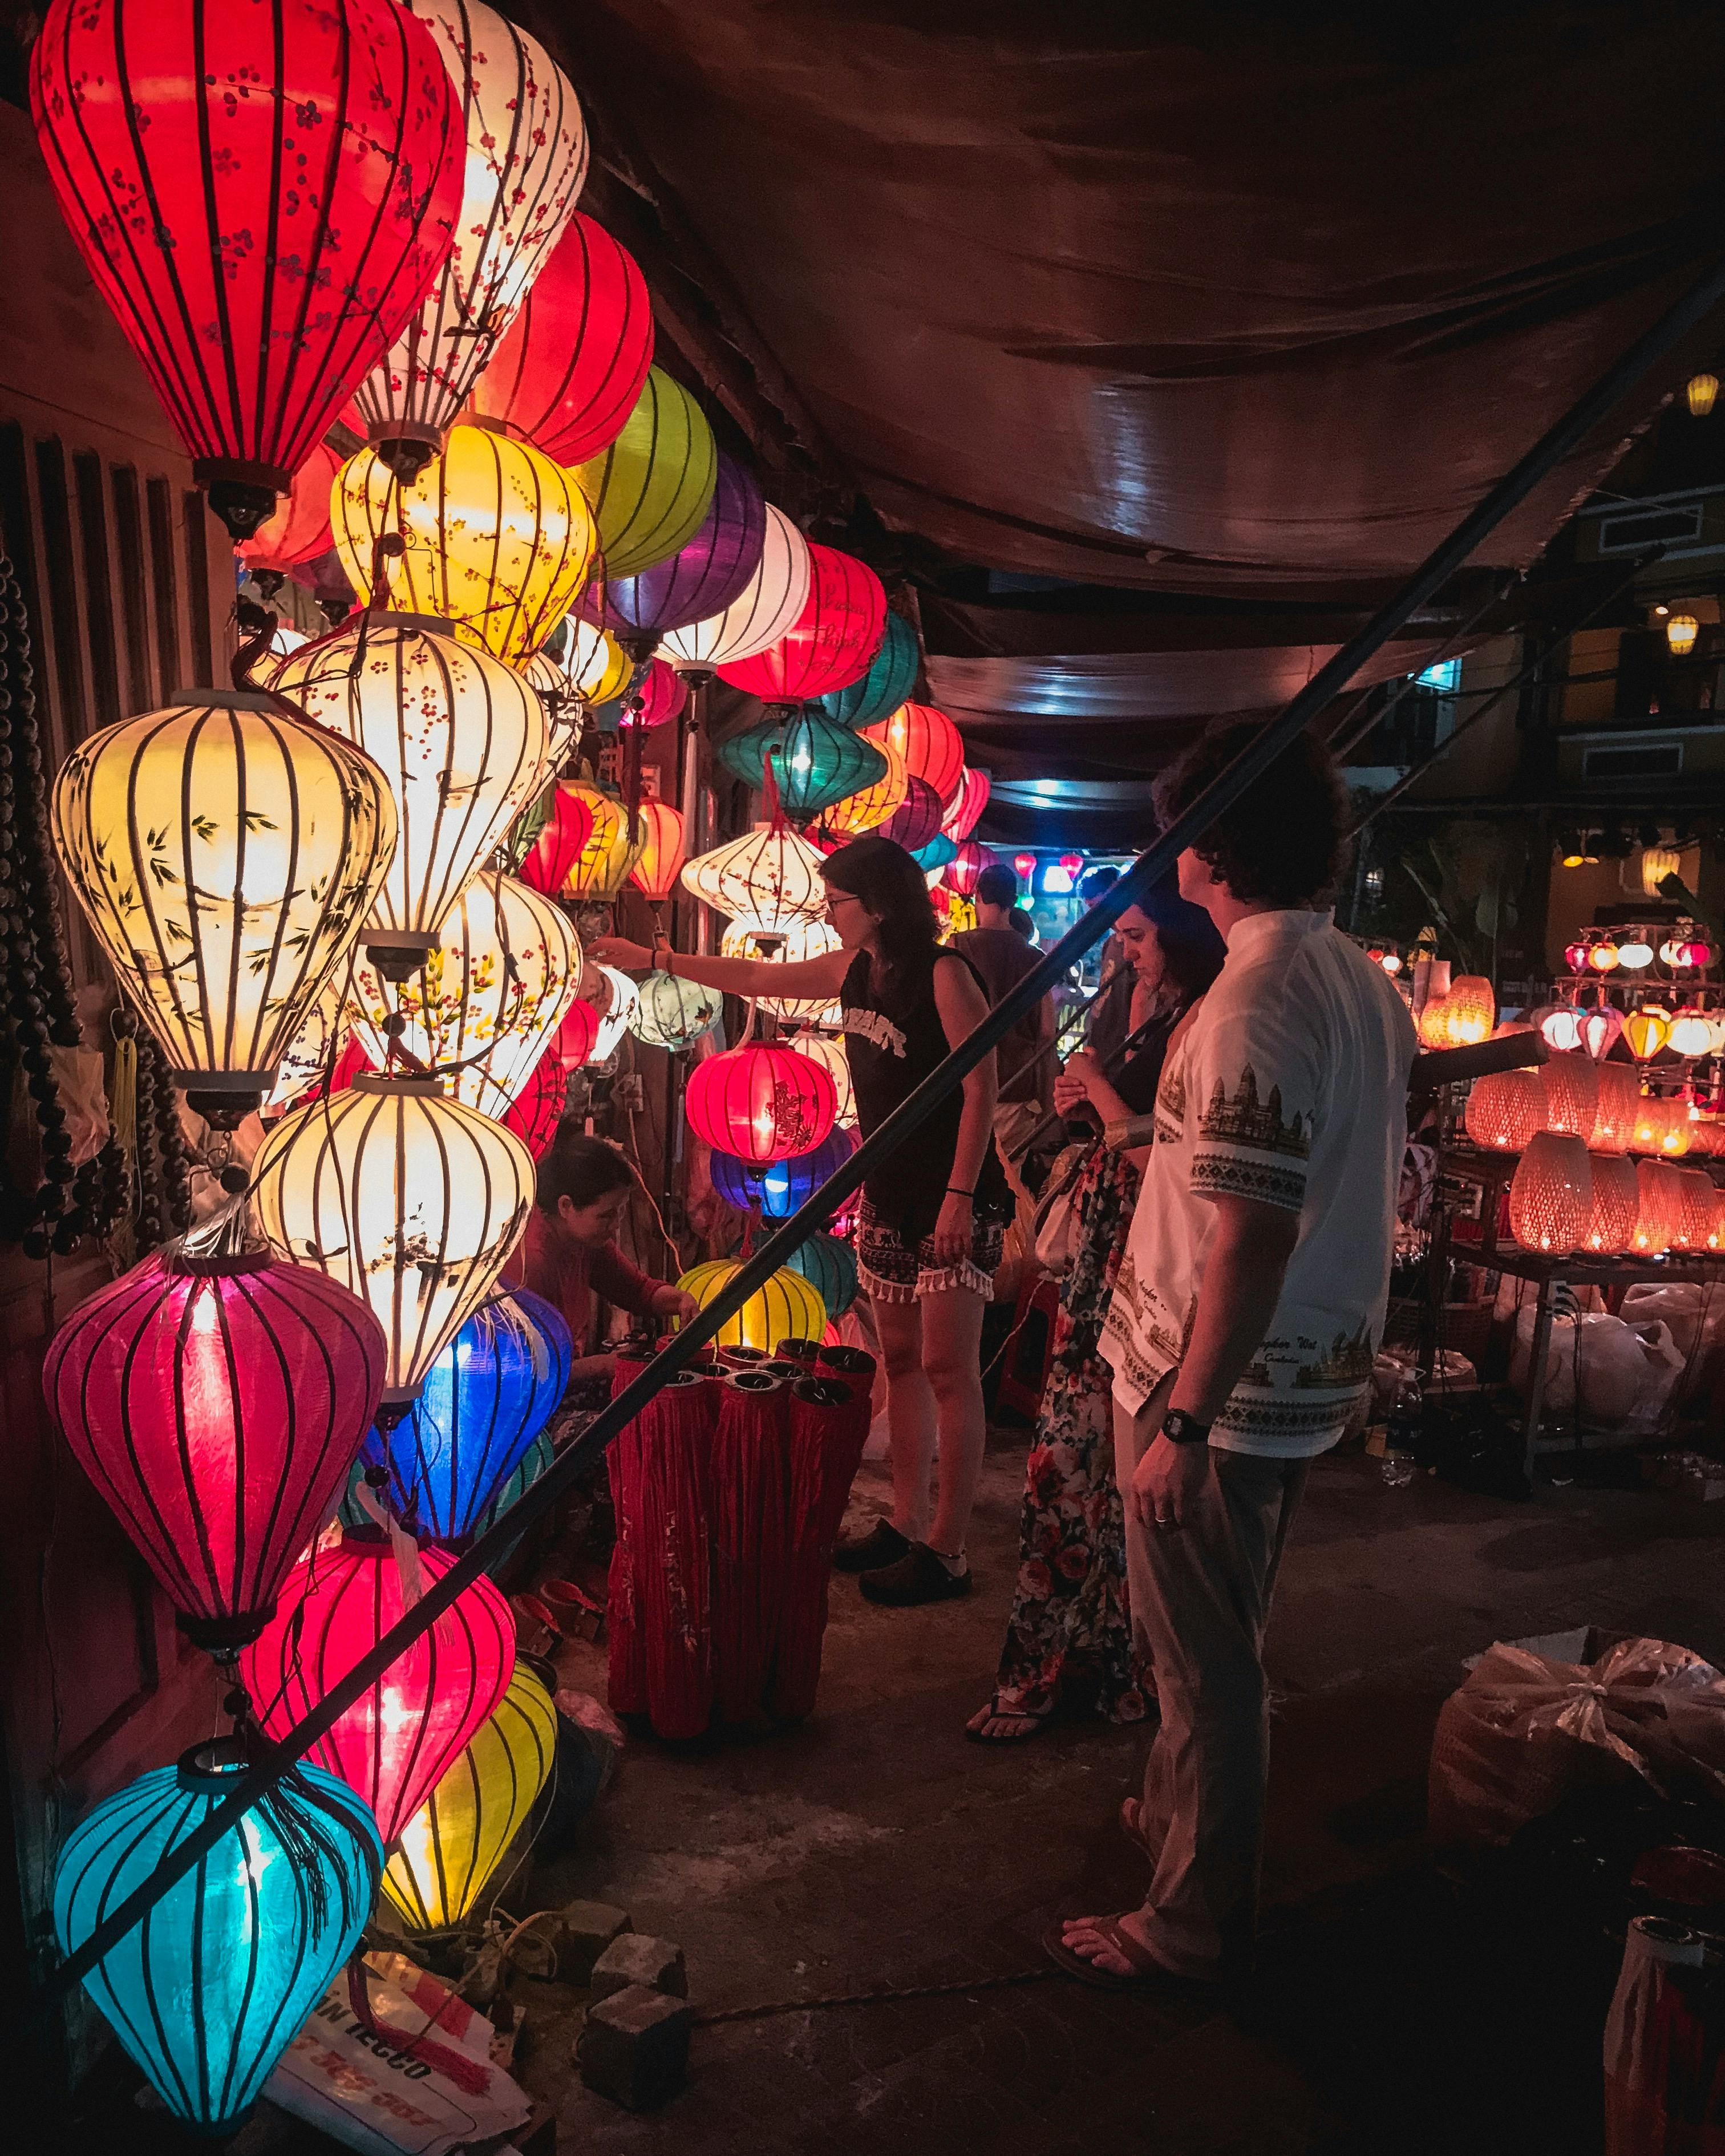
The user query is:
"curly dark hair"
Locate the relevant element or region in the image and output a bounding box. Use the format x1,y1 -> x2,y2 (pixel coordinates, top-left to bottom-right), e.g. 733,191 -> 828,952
1152,719 -> 1350,907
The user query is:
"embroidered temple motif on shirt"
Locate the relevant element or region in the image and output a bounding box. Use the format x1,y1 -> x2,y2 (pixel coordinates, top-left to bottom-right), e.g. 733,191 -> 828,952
1197,1065 -> 1312,1157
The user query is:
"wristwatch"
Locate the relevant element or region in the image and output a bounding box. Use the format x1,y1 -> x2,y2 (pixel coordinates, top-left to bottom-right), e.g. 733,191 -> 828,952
1159,1408 -> 1212,1446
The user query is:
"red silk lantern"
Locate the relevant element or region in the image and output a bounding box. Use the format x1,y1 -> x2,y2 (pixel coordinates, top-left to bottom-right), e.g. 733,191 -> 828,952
942,767 -> 990,843
715,545 -> 886,707
618,660 -> 689,731
945,840 -> 995,898
236,444 -> 341,579
1013,853 -> 1036,883
504,1051 -> 568,1158
518,785 -> 598,897
862,703 -> 963,809
30,0 -> 464,539
241,1534 -> 513,1846
878,777 -> 944,853
550,998 -> 601,1070
43,1249 -> 386,1654
685,1044 -> 838,1164
627,802 -> 688,903
469,211 -> 654,467
1059,852 -> 1084,881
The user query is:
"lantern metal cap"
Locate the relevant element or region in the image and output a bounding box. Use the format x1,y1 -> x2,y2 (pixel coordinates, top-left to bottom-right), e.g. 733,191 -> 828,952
176,1736 -> 254,1790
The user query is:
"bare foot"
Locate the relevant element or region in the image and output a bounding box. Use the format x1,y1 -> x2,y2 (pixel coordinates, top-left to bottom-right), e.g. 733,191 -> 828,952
1060,1909 -> 1155,1977
965,1699 -> 1047,1741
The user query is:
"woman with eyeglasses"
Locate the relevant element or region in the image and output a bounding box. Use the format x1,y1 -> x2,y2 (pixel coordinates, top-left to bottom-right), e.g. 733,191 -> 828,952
592,833 -> 1011,1606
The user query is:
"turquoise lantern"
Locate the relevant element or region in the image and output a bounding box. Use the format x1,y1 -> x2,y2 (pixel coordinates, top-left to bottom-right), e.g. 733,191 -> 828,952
52,1744 -> 380,2135
717,707 -> 888,823
785,1230 -> 859,1319
629,970 -> 724,1051
819,613 -> 920,727
912,833 -> 958,874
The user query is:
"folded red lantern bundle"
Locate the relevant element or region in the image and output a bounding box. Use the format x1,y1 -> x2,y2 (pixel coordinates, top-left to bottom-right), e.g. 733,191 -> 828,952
609,1369 -> 716,1740
710,1371 -> 793,1724
771,1373 -> 876,1721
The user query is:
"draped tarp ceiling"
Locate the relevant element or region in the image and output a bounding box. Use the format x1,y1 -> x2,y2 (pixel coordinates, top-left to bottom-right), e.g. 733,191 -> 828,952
542,1 -> 1725,818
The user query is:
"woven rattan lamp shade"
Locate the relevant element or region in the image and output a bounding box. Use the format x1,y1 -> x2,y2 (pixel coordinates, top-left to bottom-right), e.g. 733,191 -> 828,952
1442,975 -> 1497,1047
1673,1169 -> 1720,1251
1508,1133 -> 1593,1255
1540,1053 -> 1600,1141
1631,1159 -> 1682,1256
1581,1154 -> 1642,1256
1463,1069 -> 1546,1153
1589,1063 -> 1641,1156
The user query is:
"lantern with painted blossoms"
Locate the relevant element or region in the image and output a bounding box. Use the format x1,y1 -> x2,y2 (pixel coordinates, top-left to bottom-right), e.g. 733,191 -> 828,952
720,917 -> 843,1023
563,785 -> 647,901
681,823 -> 830,929
686,1044 -> 837,1164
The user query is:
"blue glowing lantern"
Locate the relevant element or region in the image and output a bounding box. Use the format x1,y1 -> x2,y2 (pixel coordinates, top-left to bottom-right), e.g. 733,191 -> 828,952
708,1124 -> 859,1221
356,1289 -> 572,1543
52,1743 -> 380,2135
785,1230 -> 859,1319
819,611 -> 920,727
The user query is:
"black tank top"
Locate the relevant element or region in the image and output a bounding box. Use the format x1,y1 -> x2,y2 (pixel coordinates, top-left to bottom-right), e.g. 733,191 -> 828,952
840,947 -> 1012,1242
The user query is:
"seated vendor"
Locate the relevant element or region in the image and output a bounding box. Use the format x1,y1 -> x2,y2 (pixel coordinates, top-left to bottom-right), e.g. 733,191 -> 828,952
504,1129 -> 697,1382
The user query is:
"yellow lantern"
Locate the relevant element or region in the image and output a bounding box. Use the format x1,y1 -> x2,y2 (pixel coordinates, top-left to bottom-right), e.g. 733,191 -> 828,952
331,425 -> 597,663
562,783 -> 645,899
819,739 -> 909,837
1666,615 -> 1700,658
1623,1006 -> 1671,1061
626,801 -> 688,906
1443,975 -> 1497,1047
681,823 -> 830,929
1688,372 -> 1720,417
789,1030 -> 856,1129
274,615 -> 545,979
350,872 -> 578,1118
719,916 -> 844,1023
677,1259 -> 826,1352
1508,1133 -> 1592,1255
572,367 -> 717,581
1416,992 -> 1455,1050
51,690 -> 396,1122
1642,845 -> 1682,897
253,1074 -> 534,1410
381,1665 -> 558,1932
1581,1155 -> 1641,1257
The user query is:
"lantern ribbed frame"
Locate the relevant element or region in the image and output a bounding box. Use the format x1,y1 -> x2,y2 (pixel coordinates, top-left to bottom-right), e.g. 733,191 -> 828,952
717,708 -> 889,823
551,616 -> 634,706
708,1124 -> 860,1219
662,505 -> 811,674
273,613 -> 546,967
600,658 -> 687,732
945,839 -> 997,898
1581,1154 -> 1642,1255
678,1259 -> 827,1352
562,785 -> 646,899
1624,1007 -> 1672,1061
44,1251 -> 386,1650
357,1287 -> 571,1542
716,544 -> 888,705
1668,1008 -> 1715,1059
1631,1159 -> 1682,1255
51,689 -> 396,1108
351,0 -> 586,454
820,739 -> 910,837
1538,1003 -> 1585,1054
241,1535 -> 515,1846
237,444 -> 341,574
253,1074 -> 534,1407
333,429 -> 597,664
878,776 -> 945,853
1673,1168 -> 1719,1251
784,1231 -> 859,1322
572,367 -> 717,582
1443,974 -> 1497,1048
267,972 -> 359,1116
1508,1132 -> 1593,1255
625,804 -> 687,902
53,1747 -> 380,2134
471,210 -> 653,467
681,822 -> 830,927
790,1031 -> 856,1128
942,766 -> 990,843
382,1665 -> 558,1930
1540,1053 -> 1600,1140
685,1043 -> 838,1164
587,451 -> 766,643
1589,1063 -> 1641,1155
628,972 -> 724,1051
1581,1004 -> 1625,1063
351,870 -> 578,1116
29,0 -> 463,522
517,784 -> 598,897
821,613 -> 921,728
590,966 -> 641,1064
504,1049 -> 569,1157
720,915 -> 843,1023
1463,1068 -> 1546,1153
863,702 -> 965,809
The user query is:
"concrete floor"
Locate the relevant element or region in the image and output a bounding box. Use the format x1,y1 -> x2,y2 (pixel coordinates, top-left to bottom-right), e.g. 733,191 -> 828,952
512,1428 -> 1725,2156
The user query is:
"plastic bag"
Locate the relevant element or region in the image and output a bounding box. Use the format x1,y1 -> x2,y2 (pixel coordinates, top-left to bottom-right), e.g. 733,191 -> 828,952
1429,1635 -> 1725,1849
1511,1310 -> 1686,1431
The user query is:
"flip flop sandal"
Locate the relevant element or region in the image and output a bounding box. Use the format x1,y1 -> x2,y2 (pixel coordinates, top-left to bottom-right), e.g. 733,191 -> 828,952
965,1696 -> 1052,1745
1042,1916 -> 1221,1998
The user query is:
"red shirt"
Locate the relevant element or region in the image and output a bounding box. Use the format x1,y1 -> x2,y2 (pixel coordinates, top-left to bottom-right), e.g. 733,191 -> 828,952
502,1209 -> 662,1351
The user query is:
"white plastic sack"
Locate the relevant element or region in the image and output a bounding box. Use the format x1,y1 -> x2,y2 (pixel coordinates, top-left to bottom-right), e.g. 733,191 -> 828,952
1511,1310 -> 1685,1431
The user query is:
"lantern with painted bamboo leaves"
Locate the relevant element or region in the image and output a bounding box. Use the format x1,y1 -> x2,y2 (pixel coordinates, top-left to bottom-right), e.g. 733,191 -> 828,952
1540,1053 -> 1600,1141
629,972 -> 724,1052
252,1073 -> 534,1413
350,871 -> 579,1119
677,1259 -> 827,1355
349,0 -> 586,477
50,688 -> 396,1122
681,822 -> 829,930
1508,1133 -> 1592,1256
272,613 -> 545,980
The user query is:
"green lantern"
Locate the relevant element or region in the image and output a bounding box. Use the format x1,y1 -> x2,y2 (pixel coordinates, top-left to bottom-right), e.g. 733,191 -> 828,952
572,367 -> 717,581
718,707 -> 889,823
629,971 -> 725,1051
820,613 -> 920,727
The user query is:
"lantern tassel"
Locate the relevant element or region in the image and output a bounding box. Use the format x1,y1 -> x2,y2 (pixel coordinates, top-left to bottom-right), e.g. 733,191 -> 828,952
760,742 -> 784,833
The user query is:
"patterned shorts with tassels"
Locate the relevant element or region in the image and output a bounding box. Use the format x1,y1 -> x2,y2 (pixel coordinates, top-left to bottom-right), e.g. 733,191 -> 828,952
855,1195 -> 1003,1303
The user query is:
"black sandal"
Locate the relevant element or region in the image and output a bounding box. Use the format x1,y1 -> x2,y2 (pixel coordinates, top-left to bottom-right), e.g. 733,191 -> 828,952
832,1518 -> 912,1574
965,1695 -> 1052,1744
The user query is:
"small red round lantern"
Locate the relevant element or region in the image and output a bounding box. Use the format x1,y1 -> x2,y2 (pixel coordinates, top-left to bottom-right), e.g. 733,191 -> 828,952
1508,1133 -> 1592,1255
716,545 -> 886,707
618,659 -> 690,731
945,840 -> 995,898
236,443 -> 341,579
685,1044 -> 838,1164
1060,852 -> 1084,882
1564,937 -> 1591,975
550,999 -> 602,1071
518,786 -> 598,897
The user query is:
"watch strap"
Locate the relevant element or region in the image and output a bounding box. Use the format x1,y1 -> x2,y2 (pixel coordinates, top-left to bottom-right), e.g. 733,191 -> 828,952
1160,1408 -> 1212,1446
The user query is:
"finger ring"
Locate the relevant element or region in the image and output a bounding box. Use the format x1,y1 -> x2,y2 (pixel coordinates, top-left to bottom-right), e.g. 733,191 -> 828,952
1154,1514 -> 1175,1530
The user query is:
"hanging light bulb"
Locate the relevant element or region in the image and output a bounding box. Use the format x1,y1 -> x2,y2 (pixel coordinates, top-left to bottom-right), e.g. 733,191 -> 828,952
241,1534 -> 515,1845
51,689 -> 397,1121
29,0 -> 465,538
350,871 -> 579,1116
562,784 -> 646,899
629,972 -> 724,1051
572,366 -> 718,581
677,1259 -> 827,1352
252,1073 -> 534,1410
53,1742 -> 380,2135
350,0 -> 586,476
43,1247 -> 386,1651
681,823 -> 831,928
720,917 -> 844,1023
273,613 -> 545,980
715,544 -> 887,708
382,1664 -> 559,1930
627,803 -> 689,905
1688,373 -> 1720,417
661,505 -> 812,678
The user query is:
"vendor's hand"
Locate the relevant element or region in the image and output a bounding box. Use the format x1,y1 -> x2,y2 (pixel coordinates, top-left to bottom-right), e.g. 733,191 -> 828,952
651,1284 -> 700,1327
589,934 -> 653,971
1129,1431 -> 1210,1532
570,1351 -> 617,1382
933,1191 -> 974,1266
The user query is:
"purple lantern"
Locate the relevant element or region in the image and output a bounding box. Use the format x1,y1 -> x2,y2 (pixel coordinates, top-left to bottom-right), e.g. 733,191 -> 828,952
880,776 -> 943,853
582,452 -> 767,650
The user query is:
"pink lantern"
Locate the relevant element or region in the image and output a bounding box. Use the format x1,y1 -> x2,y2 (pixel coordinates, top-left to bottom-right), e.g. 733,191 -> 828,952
1580,1005 -> 1624,1062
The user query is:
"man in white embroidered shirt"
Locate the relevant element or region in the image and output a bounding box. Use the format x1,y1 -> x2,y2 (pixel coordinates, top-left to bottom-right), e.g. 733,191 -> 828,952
1052,720 -> 1417,1996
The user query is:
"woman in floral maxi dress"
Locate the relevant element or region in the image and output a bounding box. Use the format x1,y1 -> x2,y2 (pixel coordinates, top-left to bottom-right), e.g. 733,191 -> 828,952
967,889 -> 1225,1741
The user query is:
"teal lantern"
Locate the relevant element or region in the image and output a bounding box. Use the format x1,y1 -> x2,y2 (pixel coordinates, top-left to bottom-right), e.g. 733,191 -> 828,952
718,707 -> 888,823
912,833 -> 958,874
785,1229 -> 859,1319
52,1743 -> 380,2135
820,613 -> 920,727
629,970 -> 725,1051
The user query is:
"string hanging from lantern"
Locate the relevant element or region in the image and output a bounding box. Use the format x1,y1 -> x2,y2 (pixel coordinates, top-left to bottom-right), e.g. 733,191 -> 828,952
820,613 -> 922,727
469,210 -> 654,467
572,367 -> 718,581
715,544 -> 887,708
661,504 -> 811,679
350,0 -> 586,477
29,0 -> 465,538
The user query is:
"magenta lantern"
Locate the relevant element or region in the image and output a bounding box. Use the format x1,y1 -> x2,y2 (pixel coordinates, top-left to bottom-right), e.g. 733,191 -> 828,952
878,777 -> 944,853
617,659 -> 690,731
945,840 -> 996,897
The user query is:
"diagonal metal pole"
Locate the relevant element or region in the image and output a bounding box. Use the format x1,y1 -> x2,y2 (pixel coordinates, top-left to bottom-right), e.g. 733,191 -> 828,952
33,249 -> 1725,2019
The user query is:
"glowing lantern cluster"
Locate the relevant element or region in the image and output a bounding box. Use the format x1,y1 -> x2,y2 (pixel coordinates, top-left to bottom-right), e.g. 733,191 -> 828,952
685,1043 -> 838,1164
51,689 -> 397,1120
681,823 -> 830,928
1509,1133 -> 1593,1255
1463,1069 -> 1545,1153
716,544 -> 886,708
677,1260 -> 827,1353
